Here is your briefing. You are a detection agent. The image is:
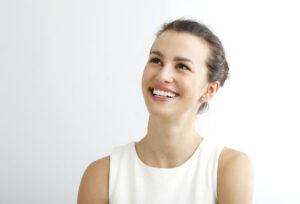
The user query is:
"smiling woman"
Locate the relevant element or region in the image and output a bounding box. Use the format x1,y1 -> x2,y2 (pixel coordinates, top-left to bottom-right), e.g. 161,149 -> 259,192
77,18 -> 254,204
142,29 -> 213,118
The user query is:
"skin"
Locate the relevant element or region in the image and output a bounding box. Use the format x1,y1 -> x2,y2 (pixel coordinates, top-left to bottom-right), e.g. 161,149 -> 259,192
77,30 -> 254,204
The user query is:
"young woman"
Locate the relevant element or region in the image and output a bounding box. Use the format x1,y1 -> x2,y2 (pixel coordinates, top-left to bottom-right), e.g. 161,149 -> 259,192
78,19 -> 254,204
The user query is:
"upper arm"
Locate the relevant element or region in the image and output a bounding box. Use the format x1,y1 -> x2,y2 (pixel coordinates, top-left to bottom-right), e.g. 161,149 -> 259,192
217,148 -> 254,204
77,156 -> 110,204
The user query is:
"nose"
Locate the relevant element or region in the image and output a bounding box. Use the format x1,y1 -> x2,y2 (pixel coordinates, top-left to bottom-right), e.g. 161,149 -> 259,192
155,64 -> 174,83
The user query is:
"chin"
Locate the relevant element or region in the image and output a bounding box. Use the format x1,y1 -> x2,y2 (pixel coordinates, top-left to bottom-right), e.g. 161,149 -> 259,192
147,108 -> 178,118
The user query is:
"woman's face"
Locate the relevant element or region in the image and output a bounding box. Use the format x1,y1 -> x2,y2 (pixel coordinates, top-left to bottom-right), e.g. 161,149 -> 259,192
141,30 -> 213,118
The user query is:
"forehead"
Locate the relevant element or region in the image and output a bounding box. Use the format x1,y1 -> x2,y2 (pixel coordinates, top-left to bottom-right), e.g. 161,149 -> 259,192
151,30 -> 211,66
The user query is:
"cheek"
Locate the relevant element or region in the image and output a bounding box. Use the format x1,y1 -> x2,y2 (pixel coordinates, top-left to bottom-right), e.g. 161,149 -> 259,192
185,80 -> 203,98
142,67 -> 153,84
141,70 -> 147,86
141,68 -> 151,90
197,83 -> 207,97
195,72 -> 208,92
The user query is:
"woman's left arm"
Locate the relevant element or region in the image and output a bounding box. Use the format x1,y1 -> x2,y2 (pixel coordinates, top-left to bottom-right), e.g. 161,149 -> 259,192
217,147 -> 255,204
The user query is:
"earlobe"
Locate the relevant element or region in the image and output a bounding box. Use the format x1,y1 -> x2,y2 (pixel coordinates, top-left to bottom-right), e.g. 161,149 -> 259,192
198,94 -> 207,103
198,81 -> 220,103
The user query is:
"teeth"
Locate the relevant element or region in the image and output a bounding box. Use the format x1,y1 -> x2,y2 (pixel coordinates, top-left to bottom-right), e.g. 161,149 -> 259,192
152,89 -> 176,98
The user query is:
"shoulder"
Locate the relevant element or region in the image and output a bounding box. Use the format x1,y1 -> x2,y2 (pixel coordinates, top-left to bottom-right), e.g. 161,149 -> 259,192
77,156 -> 110,204
217,147 -> 254,204
218,147 -> 253,168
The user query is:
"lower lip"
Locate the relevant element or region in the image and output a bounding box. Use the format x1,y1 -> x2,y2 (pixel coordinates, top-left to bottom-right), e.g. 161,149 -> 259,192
149,90 -> 177,102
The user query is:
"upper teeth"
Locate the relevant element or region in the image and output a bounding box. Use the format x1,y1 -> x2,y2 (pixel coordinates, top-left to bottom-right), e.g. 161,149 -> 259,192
153,89 -> 176,97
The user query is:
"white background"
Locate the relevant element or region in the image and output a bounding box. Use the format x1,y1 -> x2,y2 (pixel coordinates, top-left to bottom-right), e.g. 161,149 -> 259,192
1,0 -> 299,203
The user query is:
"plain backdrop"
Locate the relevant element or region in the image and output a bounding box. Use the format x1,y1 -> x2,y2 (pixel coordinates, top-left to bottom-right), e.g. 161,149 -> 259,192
1,0 -> 300,203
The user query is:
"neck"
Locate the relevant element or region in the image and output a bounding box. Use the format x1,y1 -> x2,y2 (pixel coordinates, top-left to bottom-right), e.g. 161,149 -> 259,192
136,114 -> 202,168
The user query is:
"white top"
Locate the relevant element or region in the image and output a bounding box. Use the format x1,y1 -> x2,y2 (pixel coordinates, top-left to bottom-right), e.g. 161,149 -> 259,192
109,138 -> 224,204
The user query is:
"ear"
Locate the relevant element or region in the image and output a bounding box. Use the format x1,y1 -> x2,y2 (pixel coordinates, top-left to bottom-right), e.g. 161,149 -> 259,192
199,81 -> 220,102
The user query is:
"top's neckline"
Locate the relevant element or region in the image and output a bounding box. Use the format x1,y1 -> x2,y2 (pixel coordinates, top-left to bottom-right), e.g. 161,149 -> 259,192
132,138 -> 205,171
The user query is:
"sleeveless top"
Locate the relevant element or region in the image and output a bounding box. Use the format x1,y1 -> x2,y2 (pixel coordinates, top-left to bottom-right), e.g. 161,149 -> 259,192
109,138 -> 224,204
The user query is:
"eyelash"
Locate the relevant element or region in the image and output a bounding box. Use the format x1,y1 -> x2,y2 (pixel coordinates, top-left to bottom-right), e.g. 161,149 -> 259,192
177,63 -> 190,71
150,57 -> 162,65
149,57 -> 191,71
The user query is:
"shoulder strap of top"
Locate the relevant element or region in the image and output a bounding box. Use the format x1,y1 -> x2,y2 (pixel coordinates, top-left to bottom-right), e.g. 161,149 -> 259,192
201,138 -> 224,201
109,142 -> 134,198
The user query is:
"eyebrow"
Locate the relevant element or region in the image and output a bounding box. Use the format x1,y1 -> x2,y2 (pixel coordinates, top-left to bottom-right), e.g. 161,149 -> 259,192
150,50 -> 194,65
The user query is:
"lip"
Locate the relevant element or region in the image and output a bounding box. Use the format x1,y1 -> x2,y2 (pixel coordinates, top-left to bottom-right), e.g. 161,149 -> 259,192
150,85 -> 179,95
148,85 -> 179,102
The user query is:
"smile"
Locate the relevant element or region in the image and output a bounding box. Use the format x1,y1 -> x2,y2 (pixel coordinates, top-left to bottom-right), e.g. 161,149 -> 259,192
148,88 -> 178,102
152,88 -> 176,98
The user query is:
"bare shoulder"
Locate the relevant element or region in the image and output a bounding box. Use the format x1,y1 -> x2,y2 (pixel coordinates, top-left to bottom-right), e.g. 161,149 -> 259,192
217,147 -> 254,204
77,156 -> 110,204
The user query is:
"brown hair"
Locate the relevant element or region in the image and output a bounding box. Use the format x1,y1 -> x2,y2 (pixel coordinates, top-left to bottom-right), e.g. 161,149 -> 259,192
156,19 -> 229,114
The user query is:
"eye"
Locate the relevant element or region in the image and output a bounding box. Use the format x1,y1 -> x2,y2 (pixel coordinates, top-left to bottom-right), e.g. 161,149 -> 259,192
177,63 -> 190,71
149,57 -> 162,65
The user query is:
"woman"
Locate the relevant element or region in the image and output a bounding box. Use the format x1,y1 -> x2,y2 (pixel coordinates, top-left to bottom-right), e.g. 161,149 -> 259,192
78,19 -> 254,204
